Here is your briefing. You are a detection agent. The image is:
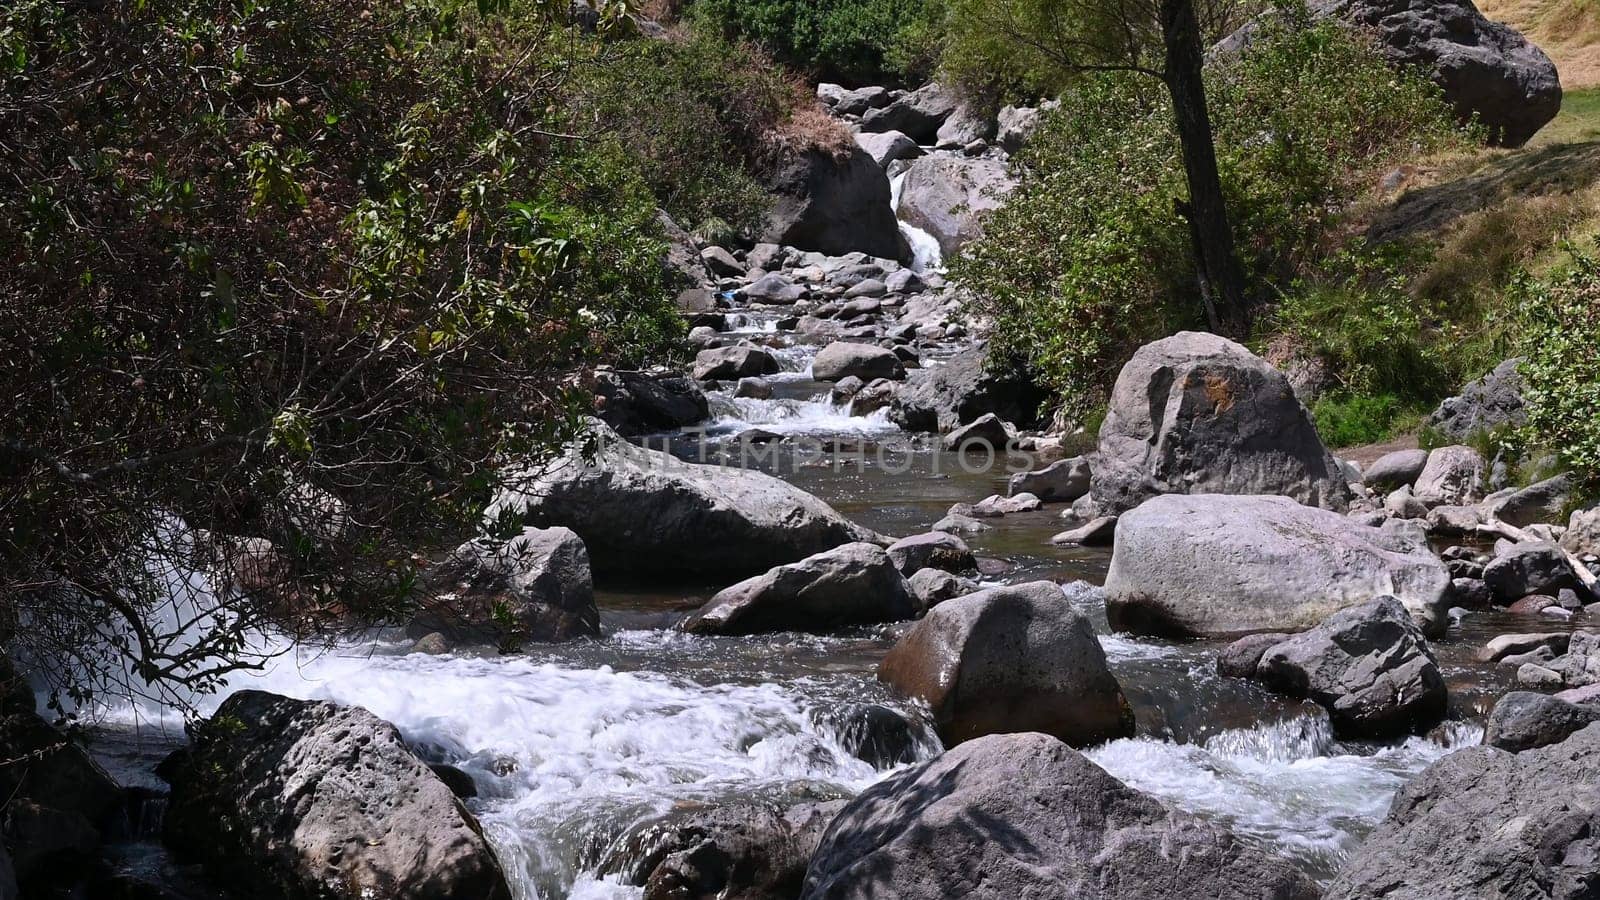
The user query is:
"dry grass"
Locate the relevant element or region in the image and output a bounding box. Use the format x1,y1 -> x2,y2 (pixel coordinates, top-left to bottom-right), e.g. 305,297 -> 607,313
1480,0 -> 1600,88
770,93 -> 857,161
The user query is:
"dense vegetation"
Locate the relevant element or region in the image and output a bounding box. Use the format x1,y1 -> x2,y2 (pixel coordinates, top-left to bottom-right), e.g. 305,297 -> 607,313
689,0 -> 930,86
953,14 -> 1472,420
1514,245 -> 1600,495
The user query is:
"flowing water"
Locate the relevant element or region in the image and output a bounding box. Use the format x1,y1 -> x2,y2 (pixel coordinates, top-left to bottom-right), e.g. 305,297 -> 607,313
85,272 -> 1555,900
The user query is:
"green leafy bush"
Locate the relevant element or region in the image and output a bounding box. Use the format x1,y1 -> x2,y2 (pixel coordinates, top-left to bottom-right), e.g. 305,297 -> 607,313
1310,394 -> 1409,448
1513,245 -> 1600,495
954,12 -> 1470,419
689,0 -> 929,85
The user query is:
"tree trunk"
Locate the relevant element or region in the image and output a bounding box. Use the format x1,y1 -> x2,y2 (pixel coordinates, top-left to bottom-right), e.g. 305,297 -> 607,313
1159,0 -> 1248,335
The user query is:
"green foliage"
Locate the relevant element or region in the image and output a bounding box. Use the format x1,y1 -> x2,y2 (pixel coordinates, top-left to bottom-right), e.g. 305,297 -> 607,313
955,13 -> 1471,418
1513,244 -> 1600,495
1309,394 -> 1409,448
689,0 -> 929,84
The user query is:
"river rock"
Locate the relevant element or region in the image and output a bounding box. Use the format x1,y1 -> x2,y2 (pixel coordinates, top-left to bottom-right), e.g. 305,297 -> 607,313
1326,721 -> 1600,900
418,526 -> 597,647
897,155 -> 1016,257
610,801 -> 843,900
1567,506 -> 1600,557
886,532 -> 975,576
489,420 -> 883,579
853,130 -> 921,169
1092,332 -> 1351,515
848,378 -> 896,416
810,342 -> 905,382
700,246 -> 742,278
1492,473 -> 1575,528
1485,691 -> 1600,752
763,146 -> 907,261
734,377 -> 772,400
826,705 -> 927,768
683,543 -> 917,635
1295,4 -> 1559,147
164,691 -> 510,900
0,710 -> 122,828
1484,541 -> 1589,603
933,103 -> 996,148
907,568 -> 979,609
971,492 -> 1041,517
940,412 -> 1015,454
1413,444 -> 1486,504
740,274 -> 807,305
0,844 -> 13,900
1217,632 -> 1293,678
1428,357 -> 1528,439
658,209 -> 709,287
1105,493 -> 1452,638
693,346 -> 780,381
1248,598 -> 1447,738
889,350 -> 1044,434
595,369 -> 709,436
1008,456 -> 1090,502
1481,631 -> 1569,663
878,581 -> 1133,747
1051,515 -> 1118,546
931,512 -> 990,535
858,83 -> 959,144
1363,448 -> 1429,491
802,732 -> 1321,900
3,800 -> 101,884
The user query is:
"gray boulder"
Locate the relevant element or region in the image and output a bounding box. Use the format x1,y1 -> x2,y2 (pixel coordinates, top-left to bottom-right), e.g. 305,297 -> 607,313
878,581 -> 1133,747
658,209 -> 709,286
889,351 -> 1045,433
1285,4 -> 1559,148
693,346 -> 780,381
1105,494 -> 1452,638
996,102 -> 1055,153
489,420 -> 883,579
418,526 -> 597,646
683,543 -> 916,635
1092,332 -> 1351,515
810,341 -> 905,382
1327,722 -> 1600,900
764,147 -> 908,261
164,691 -> 510,900
1248,598 -> 1448,738
1492,473 -> 1575,528
1363,448 -> 1429,491
907,568 -> 979,608
933,104 -> 996,148
1427,357 -> 1527,440
1567,506 -> 1600,557
858,83 -> 959,144
940,412 -> 1015,452
740,273 -> 807,305
820,84 -> 892,116
1485,691 -> 1600,752
885,532 -> 975,576
1008,456 -> 1090,502
1413,444 -> 1486,504
607,801 -> 843,900
1484,541 -> 1590,602
802,733 -> 1321,900
853,130 -> 921,169
897,155 -> 1016,257
594,369 -> 709,436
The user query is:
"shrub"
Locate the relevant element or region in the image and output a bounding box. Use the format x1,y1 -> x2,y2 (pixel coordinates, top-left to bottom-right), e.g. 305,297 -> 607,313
1310,394 -> 1409,448
688,0 -> 930,85
1513,244 -> 1600,496
954,12 -> 1470,419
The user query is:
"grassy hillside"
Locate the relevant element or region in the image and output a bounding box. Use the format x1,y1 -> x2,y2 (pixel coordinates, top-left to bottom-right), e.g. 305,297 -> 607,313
1480,0 -> 1600,88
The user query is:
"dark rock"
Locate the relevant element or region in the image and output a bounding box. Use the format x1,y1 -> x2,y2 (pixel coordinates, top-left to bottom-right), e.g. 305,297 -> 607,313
885,532 -> 975,576
858,83 -> 958,144
1327,722 -> 1600,899
693,346 -> 780,381
611,801 -> 843,900
802,733 -> 1321,900
0,712 -> 122,828
682,543 -> 916,635
429,764 -> 478,799
1485,691 -> 1600,752
878,581 -> 1133,747
2,800 -> 100,883
1450,576 -> 1493,608
418,526 -> 597,646
888,351 -> 1044,434
595,369 -> 709,437
164,691 -> 510,900
1427,357 -> 1527,440
1250,598 -> 1448,738
824,705 -> 928,768
1092,332 -> 1351,515
763,147 -> 907,261
1485,541 -> 1589,603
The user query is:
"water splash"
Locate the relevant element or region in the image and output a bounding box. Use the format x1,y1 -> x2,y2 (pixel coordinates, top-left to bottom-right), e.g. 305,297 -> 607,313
890,171 -> 944,273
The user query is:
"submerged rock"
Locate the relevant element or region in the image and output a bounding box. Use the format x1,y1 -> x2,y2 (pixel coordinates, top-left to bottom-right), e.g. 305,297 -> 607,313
682,543 -> 917,635
1105,493 -> 1452,638
802,733 -> 1320,900
489,420 -> 882,579
609,801 -> 844,900
164,690 -> 510,900
1092,332 -> 1350,515
1328,722 -> 1600,899
879,581 -> 1133,747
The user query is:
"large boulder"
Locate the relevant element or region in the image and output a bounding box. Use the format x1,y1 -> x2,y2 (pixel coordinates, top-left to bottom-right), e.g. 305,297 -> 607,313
810,342 -> 905,382
1241,598 -> 1447,738
897,155 -> 1016,257
164,691 -> 510,900
1492,473 -> 1576,528
1105,493 -> 1453,638
0,711 -> 122,828
1092,332 -> 1351,515
488,420 -> 884,579
1327,722 -> 1600,900
606,801 -> 844,900
1251,3 -> 1561,148
1412,444 -> 1485,504
858,83 -> 959,144
1362,448 -> 1429,492
933,103 -> 997,148
594,369 -> 708,436
763,146 -> 908,261
1427,357 -> 1527,440
802,732 -> 1321,900
418,526 -> 597,647
692,346 -> 780,382
888,350 -> 1045,433
853,130 -> 921,169
1007,456 -> 1090,503
682,543 -> 917,635
1484,541 -> 1591,603
878,581 -> 1133,747
885,532 -> 974,576
1485,691 -> 1600,752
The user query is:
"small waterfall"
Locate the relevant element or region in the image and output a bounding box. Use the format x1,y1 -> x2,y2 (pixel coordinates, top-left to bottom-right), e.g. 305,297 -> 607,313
890,171 -> 943,274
